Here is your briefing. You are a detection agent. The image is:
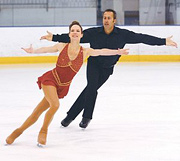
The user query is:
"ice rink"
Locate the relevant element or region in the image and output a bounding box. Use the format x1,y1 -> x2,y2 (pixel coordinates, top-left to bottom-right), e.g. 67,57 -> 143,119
0,62 -> 180,161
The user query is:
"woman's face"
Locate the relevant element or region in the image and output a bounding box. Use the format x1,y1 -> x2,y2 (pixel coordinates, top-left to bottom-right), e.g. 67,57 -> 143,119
69,25 -> 83,41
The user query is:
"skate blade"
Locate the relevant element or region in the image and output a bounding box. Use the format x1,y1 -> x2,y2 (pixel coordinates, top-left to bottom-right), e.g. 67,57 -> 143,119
37,143 -> 46,148
4,143 -> 10,146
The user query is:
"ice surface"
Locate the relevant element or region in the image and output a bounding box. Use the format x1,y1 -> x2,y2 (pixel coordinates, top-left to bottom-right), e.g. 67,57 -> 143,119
0,63 -> 180,161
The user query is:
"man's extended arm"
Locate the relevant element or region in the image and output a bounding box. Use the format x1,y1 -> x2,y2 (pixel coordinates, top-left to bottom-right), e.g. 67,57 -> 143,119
40,31 -> 70,42
52,34 -> 70,42
41,28 -> 92,43
124,29 -> 177,47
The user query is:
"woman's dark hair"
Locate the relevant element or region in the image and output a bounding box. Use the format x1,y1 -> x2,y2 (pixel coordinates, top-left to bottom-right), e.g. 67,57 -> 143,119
103,9 -> 116,19
69,21 -> 83,33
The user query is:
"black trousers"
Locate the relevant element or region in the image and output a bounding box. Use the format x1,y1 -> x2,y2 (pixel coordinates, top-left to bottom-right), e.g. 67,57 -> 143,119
67,57 -> 113,119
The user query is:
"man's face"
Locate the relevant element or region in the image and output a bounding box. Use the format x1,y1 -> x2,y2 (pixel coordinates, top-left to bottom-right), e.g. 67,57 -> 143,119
103,11 -> 116,32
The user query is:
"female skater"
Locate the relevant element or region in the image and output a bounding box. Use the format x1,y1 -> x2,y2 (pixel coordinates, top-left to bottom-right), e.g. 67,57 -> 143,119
6,21 -> 129,146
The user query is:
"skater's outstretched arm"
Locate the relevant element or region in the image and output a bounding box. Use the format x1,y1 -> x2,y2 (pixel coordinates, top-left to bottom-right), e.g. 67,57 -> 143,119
22,43 -> 65,54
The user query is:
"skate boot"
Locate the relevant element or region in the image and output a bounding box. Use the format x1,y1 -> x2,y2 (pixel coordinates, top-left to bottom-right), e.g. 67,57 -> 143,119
79,118 -> 91,129
6,128 -> 23,144
61,115 -> 73,127
37,129 -> 47,147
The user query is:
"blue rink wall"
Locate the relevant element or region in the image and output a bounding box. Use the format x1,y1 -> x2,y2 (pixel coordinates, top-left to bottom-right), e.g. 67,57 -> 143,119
0,26 -> 180,64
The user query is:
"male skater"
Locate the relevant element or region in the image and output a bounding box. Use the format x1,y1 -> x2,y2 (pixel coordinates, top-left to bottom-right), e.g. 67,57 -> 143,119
41,9 -> 177,128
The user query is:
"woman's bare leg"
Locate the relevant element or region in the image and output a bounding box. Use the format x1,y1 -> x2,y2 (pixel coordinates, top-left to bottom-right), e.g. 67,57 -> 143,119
6,97 -> 50,144
38,85 -> 59,145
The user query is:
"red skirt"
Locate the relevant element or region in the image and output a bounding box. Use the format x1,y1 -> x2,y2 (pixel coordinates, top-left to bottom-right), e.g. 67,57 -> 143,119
37,70 -> 70,99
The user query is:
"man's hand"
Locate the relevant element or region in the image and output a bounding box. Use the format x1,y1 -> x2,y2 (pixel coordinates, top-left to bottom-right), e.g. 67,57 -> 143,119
40,31 -> 53,41
166,36 -> 178,48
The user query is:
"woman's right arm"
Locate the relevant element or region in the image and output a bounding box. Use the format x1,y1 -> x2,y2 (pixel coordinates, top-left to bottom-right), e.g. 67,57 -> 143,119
22,43 -> 64,54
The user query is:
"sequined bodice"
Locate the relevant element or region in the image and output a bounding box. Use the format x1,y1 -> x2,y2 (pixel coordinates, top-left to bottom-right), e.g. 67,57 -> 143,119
52,43 -> 83,86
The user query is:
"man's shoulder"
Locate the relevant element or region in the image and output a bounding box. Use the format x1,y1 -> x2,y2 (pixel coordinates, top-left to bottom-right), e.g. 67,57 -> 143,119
84,26 -> 103,32
114,26 -> 129,33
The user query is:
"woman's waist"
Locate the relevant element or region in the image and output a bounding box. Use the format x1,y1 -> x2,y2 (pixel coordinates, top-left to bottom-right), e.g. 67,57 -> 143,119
52,68 -> 75,86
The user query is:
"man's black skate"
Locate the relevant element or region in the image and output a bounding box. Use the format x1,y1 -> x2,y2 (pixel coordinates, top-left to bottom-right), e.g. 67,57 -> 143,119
79,118 -> 91,128
61,116 -> 73,127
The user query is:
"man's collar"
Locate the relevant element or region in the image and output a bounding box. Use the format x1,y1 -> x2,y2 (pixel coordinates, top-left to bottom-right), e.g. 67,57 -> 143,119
98,26 -> 118,34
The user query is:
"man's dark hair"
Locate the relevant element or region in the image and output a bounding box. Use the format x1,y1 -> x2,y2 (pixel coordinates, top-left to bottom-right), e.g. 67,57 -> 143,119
103,9 -> 116,19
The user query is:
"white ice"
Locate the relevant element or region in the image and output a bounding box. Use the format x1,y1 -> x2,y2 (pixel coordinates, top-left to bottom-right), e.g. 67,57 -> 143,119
0,62 -> 180,161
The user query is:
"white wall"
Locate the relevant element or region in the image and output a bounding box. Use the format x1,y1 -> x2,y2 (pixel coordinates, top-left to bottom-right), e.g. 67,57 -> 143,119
139,0 -> 166,25
0,8 -> 96,26
123,0 -> 139,11
0,26 -> 179,57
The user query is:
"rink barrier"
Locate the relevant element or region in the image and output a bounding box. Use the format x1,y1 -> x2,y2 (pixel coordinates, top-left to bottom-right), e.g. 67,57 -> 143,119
0,55 -> 180,64
0,56 -> 58,64
120,55 -> 180,62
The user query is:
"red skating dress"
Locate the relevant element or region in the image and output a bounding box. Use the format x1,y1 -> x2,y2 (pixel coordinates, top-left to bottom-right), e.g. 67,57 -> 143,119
37,43 -> 83,99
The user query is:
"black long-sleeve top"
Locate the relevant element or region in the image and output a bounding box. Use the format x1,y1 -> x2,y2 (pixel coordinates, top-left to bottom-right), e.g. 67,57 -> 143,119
53,26 -> 166,68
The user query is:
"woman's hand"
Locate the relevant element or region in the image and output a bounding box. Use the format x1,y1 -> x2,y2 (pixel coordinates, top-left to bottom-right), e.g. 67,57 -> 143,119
118,48 -> 129,55
21,44 -> 34,53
